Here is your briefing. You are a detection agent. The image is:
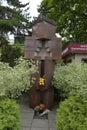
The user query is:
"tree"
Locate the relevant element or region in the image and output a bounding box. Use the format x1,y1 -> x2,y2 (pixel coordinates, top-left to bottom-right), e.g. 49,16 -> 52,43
38,0 -> 87,48
1,44 -> 23,67
0,0 -> 31,46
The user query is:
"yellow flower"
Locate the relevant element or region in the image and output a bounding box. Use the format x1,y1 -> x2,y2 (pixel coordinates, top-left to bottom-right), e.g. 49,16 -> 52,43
39,77 -> 45,85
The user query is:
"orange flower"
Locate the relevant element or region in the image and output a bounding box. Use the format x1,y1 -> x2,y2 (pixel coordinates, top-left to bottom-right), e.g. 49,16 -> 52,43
39,104 -> 45,110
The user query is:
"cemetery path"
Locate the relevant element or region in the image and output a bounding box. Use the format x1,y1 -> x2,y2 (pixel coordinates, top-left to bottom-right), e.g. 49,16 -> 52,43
19,103 -> 57,130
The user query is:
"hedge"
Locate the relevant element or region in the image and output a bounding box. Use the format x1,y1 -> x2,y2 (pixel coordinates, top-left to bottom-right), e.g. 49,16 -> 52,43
0,97 -> 20,130
56,96 -> 87,130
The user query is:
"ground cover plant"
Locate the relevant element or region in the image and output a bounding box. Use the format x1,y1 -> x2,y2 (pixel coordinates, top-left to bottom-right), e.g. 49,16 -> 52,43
0,97 -> 20,130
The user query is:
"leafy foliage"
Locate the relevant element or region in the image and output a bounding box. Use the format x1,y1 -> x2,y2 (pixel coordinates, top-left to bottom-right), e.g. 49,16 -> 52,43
53,63 -> 87,100
0,0 -> 31,45
1,44 -> 24,67
38,0 -> 87,48
56,96 -> 87,130
0,57 -> 38,98
0,97 -> 20,130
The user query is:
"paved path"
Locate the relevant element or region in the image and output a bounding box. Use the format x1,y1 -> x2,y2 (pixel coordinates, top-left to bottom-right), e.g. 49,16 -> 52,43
19,104 -> 57,130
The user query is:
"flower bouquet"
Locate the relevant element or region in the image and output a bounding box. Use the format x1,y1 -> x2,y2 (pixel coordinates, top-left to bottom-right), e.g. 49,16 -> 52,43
34,104 -> 45,116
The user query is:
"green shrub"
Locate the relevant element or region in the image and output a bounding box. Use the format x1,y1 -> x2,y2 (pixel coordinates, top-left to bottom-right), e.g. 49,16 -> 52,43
0,57 -> 38,98
1,44 -> 23,67
56,96 -> 87,130
53,62 -> 87,100
0,97 -> 20,130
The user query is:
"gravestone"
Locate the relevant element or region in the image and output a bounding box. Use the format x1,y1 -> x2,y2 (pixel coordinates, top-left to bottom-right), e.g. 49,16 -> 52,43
24,16 -> 61,109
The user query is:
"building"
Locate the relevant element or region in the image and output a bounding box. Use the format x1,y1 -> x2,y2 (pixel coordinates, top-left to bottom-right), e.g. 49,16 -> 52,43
62,43 -> 87,63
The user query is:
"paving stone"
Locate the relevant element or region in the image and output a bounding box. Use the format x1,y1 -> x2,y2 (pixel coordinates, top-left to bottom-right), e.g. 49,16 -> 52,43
31,128 -> 49,130
20,105 -> 34,113
31,119 -> 49,128
48,115 -> 56,120
21,127 -> 31,130
21,112 -> 34,119
49,128 -> 57,130
20,103 -> 57,130
48,120 -> 56,128
21,118 -> 32,127
48,112 -> 56,120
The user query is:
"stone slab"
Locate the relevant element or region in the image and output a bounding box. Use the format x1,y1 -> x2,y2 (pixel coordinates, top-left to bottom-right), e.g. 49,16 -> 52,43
21,118 -> 32,127
49,128 -> 57,130
31,128 -> 49,130
48,112 -> 56,120
20,103 -> 57,130
20,105 -> 34,113
21,112 -> 34,119
49,120 -> 56,128
31,119 -> 49,128
21,127 -> 31,130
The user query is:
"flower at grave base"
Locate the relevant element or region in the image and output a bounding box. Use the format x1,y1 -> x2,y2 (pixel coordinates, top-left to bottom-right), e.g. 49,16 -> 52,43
34,104 -> 46,115
39,104 -> 45,110
39,77 -> 45,86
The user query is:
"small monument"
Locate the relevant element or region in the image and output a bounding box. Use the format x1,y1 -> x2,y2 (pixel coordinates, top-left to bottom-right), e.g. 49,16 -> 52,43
24,16 -> 61,109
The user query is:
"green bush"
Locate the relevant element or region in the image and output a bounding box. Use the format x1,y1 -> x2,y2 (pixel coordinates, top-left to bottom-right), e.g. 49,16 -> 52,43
1,44 -> 23,67
56,96 -> 87,130
0,97 -> 20,130
53,62 -> 87,100
0,57 -> 38,98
